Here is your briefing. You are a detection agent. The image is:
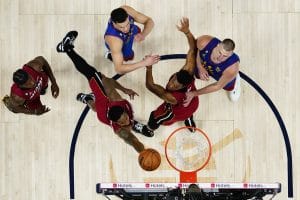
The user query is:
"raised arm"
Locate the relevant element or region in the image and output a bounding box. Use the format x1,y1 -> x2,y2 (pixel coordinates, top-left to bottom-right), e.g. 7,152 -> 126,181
145,65 -> 177,104
176,17 -> 197,74
116,128 -> 145,153
105,77 -> 139,100
122,5 -> 154,40
105,36 -> 160,74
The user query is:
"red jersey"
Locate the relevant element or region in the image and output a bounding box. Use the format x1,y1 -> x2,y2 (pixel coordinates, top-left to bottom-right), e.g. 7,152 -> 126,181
10,65 -> 49,109
152,80 -> 199,125
89,77 -> 133,133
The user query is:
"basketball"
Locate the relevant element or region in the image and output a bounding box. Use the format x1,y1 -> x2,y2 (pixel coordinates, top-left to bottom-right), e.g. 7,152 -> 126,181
138,148 -> 161,171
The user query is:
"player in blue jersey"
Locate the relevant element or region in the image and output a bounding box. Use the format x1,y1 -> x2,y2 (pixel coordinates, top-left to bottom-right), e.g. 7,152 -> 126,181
104,5 -> 159,74
184,35 -> 241,105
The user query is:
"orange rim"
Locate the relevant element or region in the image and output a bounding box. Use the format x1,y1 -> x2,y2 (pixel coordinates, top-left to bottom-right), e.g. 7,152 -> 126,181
164,126 -> 212,175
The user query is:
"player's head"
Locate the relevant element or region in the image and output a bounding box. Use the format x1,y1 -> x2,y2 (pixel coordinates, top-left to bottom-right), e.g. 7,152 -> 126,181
108,106 -> 130,126
111,7 -> 130,33
166,70 -> 193,91
213,38 -> 235,63
13,69 -> 35,88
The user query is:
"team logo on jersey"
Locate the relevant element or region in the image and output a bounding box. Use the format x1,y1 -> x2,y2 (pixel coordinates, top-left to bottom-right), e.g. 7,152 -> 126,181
216,67 -> 221,73
207,66 -> 214,75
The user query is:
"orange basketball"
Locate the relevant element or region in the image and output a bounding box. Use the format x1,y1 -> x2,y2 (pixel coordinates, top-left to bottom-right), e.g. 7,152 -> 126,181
138,148 -> 161,171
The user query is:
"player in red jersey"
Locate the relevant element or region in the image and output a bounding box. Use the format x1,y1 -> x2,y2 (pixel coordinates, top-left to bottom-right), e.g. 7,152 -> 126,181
2,56 -> 59,115
145,18 -> 199,133
56,31 -> 153,153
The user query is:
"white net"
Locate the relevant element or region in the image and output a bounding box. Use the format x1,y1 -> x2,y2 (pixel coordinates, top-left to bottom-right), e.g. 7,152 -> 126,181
165,127 -> 211,172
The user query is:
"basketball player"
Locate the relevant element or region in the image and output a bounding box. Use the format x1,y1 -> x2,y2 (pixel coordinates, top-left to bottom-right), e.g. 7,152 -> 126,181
2,56 -> 59,115
104,5 -> 160,74
145,17 -> 199,133
184,35 -> 241,105
56,31 -> 153,153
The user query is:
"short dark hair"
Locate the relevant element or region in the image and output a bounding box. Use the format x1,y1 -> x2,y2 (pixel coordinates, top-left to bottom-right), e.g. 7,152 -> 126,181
13,69 -> 28,85
108,106 -> 125,122
111,8 -> 128,23
176,70 -> 193,86
221,38 -> 235,51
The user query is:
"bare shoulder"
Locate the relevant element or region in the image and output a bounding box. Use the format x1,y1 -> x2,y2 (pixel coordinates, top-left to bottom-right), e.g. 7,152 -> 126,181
105,35 -> 123,50
223,62 -> 240,77
197,35 -> 214,50
26,56 -> 45,72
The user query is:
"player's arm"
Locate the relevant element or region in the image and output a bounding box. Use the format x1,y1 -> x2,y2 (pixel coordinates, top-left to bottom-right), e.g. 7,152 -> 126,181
116,128 -> 145,153
176,17 -> 197,74
145,65 -> 177,105
5,94 -> 49,115
122,5 -> 154,39
5,94 -> 32,114
184,63 -> 239,107
104,76 -> 139,100
105,36 -> 159,74
27,56 -> 59,98
192,62 -> 239,95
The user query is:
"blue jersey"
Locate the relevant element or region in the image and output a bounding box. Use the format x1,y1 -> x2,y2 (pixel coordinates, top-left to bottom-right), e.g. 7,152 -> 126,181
104,15 -> 140,59
198,38 -> 240,89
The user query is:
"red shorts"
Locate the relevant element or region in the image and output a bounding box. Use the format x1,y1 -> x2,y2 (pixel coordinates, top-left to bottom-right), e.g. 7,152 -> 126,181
24,98 -> 43,110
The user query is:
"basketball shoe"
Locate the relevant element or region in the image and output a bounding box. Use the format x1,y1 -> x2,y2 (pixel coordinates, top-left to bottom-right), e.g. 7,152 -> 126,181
76,93 -> 95,104
184,115 -> 196,133
56,31 -> 78,52
132,120 -> 154,137
229,73 -> 241,102
104,51 -> 113,62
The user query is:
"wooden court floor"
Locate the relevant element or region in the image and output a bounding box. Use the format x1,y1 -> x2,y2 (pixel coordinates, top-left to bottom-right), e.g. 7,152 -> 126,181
0,0 -> 299,199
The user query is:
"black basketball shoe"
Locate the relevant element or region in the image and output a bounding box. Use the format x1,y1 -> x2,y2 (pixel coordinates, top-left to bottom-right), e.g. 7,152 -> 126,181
76,93 -> 95,104
56,31 -> 78,52
104,51 -> 113,62
132,120 -> 154,137
184,115 -> 196,133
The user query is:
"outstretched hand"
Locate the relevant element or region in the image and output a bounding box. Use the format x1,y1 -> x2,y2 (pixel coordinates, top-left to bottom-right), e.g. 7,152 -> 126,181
176,17 -> 190,34
143,54 -> 160,66
124,88 -> 139,100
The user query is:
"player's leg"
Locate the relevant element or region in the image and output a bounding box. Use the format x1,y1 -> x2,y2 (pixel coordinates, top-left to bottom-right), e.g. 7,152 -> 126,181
147,104 -> 174,131
56,31 -> 97,80
76,93 -> 96,111
57,31 -> 108,110
66,49 -> 97,80
184,115 -> 196,133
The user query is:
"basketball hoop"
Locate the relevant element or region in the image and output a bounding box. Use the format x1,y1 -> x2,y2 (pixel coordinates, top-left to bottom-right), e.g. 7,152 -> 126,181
165,126 -> 212,183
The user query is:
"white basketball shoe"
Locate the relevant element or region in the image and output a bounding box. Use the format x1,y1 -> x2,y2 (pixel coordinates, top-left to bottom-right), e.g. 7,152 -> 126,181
229,73 -> 241,102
